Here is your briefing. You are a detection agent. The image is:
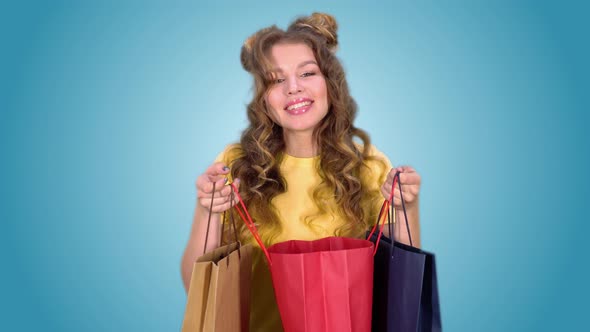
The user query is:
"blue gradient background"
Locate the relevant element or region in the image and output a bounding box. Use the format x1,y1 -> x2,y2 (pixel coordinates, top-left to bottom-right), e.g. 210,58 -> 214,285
2,1 -> 588,331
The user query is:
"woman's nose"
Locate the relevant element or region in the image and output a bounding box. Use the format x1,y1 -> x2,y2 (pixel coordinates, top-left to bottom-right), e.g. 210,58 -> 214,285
286,77 -> 302,95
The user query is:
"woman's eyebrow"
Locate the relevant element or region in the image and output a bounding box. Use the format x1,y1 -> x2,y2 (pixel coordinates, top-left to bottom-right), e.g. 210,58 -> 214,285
298,60 -> 318,68
270,60 -> 319,73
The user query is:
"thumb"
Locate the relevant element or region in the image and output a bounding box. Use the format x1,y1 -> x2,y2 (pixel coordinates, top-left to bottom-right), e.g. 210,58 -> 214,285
206,162 -> 230,181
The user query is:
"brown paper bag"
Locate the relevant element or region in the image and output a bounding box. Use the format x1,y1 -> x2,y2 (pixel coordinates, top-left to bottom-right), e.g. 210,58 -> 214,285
181,242 -> 253,331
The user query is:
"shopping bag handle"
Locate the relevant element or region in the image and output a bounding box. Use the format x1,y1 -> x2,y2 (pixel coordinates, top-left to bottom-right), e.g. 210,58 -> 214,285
229,183 -> 272,266
203,182 -> 217,255
390,171 -> 413,248
203,182 -> 245,263
220,189 -> 243,264
372,171 -> 414,256
366,171 -> 399,255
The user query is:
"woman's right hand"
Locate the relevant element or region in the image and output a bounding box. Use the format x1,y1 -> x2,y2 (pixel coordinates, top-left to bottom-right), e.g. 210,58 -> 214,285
196,162 -> 240,213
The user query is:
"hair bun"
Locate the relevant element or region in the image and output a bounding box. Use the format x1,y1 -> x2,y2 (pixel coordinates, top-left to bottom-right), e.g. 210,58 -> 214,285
240,35 -> 255,72
289,12 -> 338,52
241,26 -> 280,73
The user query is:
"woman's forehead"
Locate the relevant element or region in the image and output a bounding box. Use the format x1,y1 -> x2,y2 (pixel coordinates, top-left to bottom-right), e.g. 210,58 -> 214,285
268,43 -> 317,69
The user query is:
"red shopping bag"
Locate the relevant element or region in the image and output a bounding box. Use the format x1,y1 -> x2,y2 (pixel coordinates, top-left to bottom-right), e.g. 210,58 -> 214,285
231,184 -> 381,332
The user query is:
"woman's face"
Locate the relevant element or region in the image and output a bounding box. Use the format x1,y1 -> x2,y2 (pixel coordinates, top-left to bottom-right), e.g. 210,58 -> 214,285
265,42 -> 329,137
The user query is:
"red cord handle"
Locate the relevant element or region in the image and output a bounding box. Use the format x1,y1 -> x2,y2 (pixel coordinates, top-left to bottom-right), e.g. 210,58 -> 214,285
230,183 -> 272,266
366,172 -> 398,255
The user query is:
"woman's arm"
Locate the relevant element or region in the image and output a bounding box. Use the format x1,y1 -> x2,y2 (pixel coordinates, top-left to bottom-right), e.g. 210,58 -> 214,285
180,204 -> 221,291
180,163 -> 238,292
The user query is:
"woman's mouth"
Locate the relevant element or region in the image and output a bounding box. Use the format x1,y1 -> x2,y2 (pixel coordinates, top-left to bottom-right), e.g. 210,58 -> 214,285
284,99 -> 314,115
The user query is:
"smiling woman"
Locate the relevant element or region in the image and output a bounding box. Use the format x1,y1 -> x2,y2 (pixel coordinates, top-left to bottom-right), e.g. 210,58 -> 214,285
181,12 -> 423,331
265,43 -> 329,156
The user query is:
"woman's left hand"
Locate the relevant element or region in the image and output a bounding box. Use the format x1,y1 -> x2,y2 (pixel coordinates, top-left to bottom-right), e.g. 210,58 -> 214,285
381,166 -> 421,209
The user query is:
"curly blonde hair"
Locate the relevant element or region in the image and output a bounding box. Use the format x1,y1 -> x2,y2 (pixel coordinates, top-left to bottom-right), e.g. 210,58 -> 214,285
225,13 -> 385,246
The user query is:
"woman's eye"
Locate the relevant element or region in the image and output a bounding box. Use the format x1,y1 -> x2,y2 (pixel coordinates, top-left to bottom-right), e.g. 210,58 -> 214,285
301,72 -> 316,78
275,78 -> 285,84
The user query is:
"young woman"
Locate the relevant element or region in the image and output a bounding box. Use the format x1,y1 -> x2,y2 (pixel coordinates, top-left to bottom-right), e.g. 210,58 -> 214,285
181,13 -> 422,331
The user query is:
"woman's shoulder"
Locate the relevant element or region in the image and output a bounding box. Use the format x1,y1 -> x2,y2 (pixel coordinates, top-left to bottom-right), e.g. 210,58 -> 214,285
355,143 -> 392,181
214,143 -> 245,165
354,143 -> 392,166
365,144 -> 389,160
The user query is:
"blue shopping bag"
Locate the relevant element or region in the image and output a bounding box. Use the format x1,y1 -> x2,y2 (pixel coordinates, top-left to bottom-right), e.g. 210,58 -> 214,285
366,172 -> 442,332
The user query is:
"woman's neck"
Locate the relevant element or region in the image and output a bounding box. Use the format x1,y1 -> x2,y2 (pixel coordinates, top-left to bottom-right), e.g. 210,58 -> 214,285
283,131 -> 318,157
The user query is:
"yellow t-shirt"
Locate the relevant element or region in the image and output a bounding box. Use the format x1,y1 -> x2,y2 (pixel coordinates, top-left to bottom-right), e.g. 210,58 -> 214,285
216,144 -> 392,331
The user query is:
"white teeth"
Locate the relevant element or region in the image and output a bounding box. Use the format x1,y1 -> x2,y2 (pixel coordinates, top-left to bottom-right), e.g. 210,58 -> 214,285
287,101 -> 311,111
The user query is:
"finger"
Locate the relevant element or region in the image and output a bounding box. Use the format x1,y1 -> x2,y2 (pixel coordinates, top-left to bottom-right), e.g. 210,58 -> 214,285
222,178 -> 241,207
196,163 -> 229,188
381,169 -> 397,198
204,177 -> 229,194
391,167 -> 410,186
231,192 -> 240,208
210,199 -> 241,214
391,184 -> 418,204
195,173 -> 208,190
233,178 -> 241,190
396,171 -> 421,198
197,178 -> 229,198
407,184 -> 420,197
392,185 -> 406,200
216,178 -> 243,198
392,192 -> 415,207
381,186 -> 391,200
392,194 -> 415,206
382,181 -> 396,200
397,183 -> 419,197
230,178 -> 241,195
200,194 -> 231,204
219,183 -> 234,197
205,162 -> 231,179
399,172 -> 421,186
198,185 -> 230,201
397,165 -> 416,173
387,168 -> 397,181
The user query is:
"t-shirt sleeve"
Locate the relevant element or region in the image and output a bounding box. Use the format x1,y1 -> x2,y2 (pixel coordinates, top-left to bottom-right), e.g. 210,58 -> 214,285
213,143 -> 243,183
212,144 -> 243,226
214,144 -> 237,163
364,144 -> 393,186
